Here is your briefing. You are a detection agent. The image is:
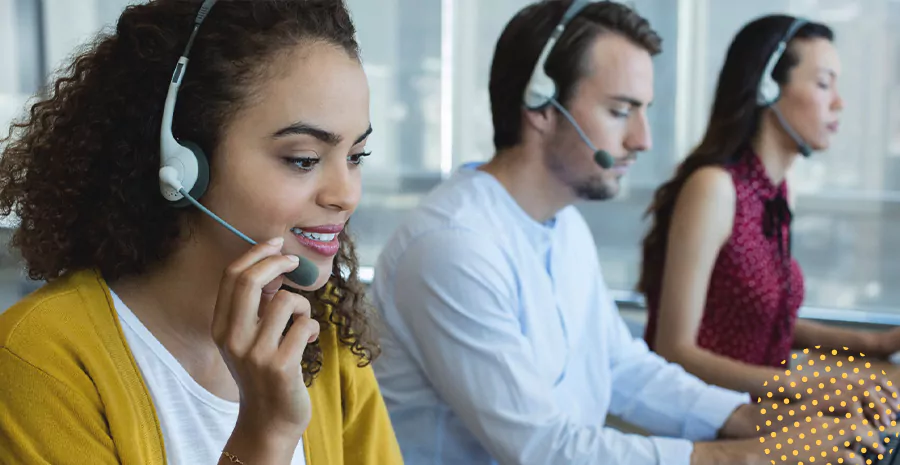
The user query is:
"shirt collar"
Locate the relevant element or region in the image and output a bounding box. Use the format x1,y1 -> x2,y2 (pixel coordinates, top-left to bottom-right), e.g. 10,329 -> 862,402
733,150 -> 785,199
459,163 -> 556,252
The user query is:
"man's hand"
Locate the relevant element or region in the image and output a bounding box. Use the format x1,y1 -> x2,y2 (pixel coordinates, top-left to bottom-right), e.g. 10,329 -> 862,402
763,361 -> 899,433
842,368 -> 900,429
694,412 -> 883,465
717,394 -> 854,440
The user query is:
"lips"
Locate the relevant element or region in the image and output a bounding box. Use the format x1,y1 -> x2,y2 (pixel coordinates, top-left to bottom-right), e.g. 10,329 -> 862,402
290,224 -> 343,257
294,224 -> 344,234
611,159 -> 635,175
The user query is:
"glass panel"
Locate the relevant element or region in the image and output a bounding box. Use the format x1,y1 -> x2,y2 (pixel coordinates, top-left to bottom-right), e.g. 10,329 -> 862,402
345,0 -> 445,267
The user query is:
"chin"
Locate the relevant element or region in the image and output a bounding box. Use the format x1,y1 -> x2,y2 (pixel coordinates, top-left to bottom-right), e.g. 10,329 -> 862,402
808,139 -> 830,152
575,178 -> 619,201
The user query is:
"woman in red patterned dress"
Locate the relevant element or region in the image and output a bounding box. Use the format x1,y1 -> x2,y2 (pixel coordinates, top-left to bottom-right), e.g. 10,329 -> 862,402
638,14 -> 900,407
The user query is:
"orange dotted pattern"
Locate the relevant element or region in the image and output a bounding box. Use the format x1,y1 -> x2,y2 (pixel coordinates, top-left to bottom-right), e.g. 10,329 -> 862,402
758,347 -> 899,465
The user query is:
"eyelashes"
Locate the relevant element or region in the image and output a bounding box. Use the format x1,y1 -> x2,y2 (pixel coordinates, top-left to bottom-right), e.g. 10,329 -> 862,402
285,151 -> 372,171
348,151 -> 372,165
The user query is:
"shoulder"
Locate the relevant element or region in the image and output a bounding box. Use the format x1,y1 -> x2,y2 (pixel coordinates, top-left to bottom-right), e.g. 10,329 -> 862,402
374,213 -> 518,303
0,270 -> 128,415
0,270 -> 112,357
682,165 -> 736,200
380,169 -> 518,255
676,166 -> 737,218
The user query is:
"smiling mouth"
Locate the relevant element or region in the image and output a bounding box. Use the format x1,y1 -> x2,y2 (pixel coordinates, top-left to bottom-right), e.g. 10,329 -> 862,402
289,226 -> 342,257
289,228 -> 337,242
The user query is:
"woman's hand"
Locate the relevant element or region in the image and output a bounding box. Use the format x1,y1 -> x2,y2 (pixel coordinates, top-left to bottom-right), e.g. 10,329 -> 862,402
212,237 -> 321,462
776,366 -> 899,432
843,370 -> 900,430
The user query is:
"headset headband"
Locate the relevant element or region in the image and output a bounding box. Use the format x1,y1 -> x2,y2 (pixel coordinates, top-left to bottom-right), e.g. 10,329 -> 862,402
159,0 -> 218,202
757,17 -> 808,106
523,0 -> 595,110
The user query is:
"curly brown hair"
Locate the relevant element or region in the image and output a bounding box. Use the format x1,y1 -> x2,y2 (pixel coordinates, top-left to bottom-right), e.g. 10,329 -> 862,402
0,0 -> 380,384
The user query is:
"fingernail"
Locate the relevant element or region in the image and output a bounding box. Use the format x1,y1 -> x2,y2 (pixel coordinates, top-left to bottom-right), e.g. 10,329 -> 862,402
266,237 -> 284,247
287,255 -> 300,263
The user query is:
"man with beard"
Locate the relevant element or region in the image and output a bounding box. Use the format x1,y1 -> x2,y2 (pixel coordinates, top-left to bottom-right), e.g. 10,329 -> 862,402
369,1 -> 877,464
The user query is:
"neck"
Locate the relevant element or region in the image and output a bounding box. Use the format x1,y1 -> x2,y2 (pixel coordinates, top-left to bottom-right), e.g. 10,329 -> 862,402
751,115 -> 801,185
112,238 -> 226,340
480,145 -> 574,223
110,233 -> 238,398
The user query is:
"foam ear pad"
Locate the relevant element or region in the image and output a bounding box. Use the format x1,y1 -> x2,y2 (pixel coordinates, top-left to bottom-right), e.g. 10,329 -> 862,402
171,140 -> 210,208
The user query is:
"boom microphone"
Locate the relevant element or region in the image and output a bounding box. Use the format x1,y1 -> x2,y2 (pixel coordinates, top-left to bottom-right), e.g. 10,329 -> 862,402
772,105 -> 812,157
159,167 -> 320,287
548,98 -> 615,169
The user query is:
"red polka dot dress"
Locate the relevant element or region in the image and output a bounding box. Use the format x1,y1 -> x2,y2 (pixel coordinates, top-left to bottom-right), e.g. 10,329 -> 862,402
645,152 -> 804,367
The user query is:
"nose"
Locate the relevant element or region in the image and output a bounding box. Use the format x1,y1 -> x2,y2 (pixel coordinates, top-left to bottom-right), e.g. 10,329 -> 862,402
832,91 -> 844,112
316,159 -> 361,212
626,112 -> 652,153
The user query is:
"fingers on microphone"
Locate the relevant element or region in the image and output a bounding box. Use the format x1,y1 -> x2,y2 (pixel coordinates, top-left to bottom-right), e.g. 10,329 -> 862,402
280,314 -> 320,368
256,290 -> 311,353
213,238 -> 298,352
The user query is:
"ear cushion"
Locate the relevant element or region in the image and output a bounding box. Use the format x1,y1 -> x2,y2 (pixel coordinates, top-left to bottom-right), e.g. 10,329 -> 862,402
757,76 -> 780,107
171,140 -> 210,208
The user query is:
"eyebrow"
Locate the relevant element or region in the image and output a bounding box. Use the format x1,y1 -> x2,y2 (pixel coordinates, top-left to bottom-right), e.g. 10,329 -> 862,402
817,67 -> 838,78
271,122 -> 373,146
354,125 -> 374,145
609,95 -> 652,108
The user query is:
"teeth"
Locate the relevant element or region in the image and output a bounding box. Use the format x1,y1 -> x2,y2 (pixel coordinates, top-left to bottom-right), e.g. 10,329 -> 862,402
291,228 -> 336,242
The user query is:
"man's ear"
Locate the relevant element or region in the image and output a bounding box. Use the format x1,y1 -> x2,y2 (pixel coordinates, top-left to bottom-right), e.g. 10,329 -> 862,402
522,105 -> 556,136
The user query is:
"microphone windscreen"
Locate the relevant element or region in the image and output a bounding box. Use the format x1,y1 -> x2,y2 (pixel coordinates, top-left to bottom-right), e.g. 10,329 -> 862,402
285,257 -> 319,287
594,150 -> 615,169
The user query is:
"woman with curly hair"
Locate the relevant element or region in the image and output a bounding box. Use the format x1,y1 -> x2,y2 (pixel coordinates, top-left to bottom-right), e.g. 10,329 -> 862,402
0,1 -> 401,464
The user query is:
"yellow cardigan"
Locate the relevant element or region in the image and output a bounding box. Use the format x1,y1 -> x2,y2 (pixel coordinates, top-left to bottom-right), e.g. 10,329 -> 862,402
0,269 -> 402,464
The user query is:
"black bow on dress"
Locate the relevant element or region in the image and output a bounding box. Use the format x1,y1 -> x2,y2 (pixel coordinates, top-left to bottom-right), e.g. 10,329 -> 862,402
763,193 -> 793,260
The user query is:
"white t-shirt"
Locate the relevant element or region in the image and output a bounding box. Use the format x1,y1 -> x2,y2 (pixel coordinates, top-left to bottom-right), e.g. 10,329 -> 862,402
111,290 -> 307,465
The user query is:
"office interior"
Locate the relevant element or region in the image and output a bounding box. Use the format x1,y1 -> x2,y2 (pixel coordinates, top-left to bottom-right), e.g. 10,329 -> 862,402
1,0 -> 899,367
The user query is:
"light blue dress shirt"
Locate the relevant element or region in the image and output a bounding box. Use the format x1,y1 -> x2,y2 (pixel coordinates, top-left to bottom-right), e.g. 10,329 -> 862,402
370,165 -> 750,465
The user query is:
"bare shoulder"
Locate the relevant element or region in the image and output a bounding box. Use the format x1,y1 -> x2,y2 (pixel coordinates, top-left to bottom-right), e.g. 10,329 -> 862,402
671,165 -> 737,241
681,165 -> 736,201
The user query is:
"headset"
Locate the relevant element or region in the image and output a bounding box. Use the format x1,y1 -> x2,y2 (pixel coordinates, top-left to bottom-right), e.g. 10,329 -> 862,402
523,0 -> 615,169
756,17 -> 813,157
158,0 -> 319,287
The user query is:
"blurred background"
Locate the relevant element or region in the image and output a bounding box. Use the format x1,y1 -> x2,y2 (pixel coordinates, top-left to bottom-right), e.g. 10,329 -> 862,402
1,0 -> 899,330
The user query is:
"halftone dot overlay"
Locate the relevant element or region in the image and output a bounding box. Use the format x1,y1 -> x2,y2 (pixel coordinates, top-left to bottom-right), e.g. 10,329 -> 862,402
758,346 -> 900,465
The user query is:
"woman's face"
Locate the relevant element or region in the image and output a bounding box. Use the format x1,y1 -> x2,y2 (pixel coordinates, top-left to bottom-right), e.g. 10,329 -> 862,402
200,42 -> 371,290
776,37 -> 844,152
